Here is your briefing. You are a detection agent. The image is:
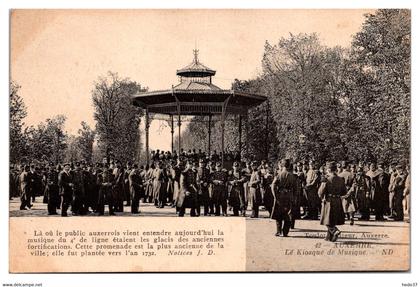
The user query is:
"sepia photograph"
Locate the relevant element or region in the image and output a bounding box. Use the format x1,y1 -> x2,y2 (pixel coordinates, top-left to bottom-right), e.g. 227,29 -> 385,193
8,8 -> 411,273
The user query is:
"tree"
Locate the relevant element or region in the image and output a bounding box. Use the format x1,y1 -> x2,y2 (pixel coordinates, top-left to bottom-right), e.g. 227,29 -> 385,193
345,9 -> 410,164
77,121 -> 96,163
92,72 -> 146,163
23,115 -> 68,164
261,33 -> 349,162
10,81 -> 27,163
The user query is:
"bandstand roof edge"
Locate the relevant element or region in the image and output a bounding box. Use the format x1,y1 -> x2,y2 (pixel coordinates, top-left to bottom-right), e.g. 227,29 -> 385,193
132,89 -> 267,116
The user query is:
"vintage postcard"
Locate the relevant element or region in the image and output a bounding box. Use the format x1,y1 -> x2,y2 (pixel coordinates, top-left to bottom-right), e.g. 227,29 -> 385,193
9,9 -> 410,272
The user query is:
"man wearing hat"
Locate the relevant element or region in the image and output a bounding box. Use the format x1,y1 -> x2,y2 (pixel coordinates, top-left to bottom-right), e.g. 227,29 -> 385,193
338,161 -> 356,225
45,162 -> 59,215
207,160 -> 216,215
390,164 -> 407,221
171,159 -> 184,209
83,162 -> 96,213
241,161 -> 252,213
211,162 -> 228,216
196,158 -> 211,216
271,159 -> 298,237
366,162 -> 387,221
129,164 -> 143,214
19,165 -> 32,210
303,160 -> 321,220
351,166 -> 371,220
318,161 -> 347,242
71,162 -> 85,215
97,163 -> 115,215
228,161 -> 246,216
293,162 -> 306,227
112,161 -> 125,212
124,162 -> 133,207
58,163 -> 74,216
248,161 -> 262,218
177,160 -> 198,216
152,161 -> 168,209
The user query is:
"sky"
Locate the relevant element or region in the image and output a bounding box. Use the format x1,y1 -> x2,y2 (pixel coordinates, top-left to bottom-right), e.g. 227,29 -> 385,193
11,9 -> 374,151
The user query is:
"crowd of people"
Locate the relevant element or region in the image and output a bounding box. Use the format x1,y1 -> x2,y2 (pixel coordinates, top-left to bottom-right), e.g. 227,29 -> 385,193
9,149 -> 410,241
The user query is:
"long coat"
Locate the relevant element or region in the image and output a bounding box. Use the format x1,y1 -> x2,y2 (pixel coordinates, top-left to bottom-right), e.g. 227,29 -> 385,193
171,166 -> 182,204
152,168 -> 168,203
211,170 -> 228,205
197,166 -> 211,205
339,170 -> 356,213
318,174 -> 347,226
352,173 -> 371,212
177,169 -> 198,208
228,170 -> 246,209
45,170 -> 60,206
129,169 -> 143,201
58,171 -> 73,203
248,170 -> 262,209
270,170 -> 298,220
19,171 -> 31,202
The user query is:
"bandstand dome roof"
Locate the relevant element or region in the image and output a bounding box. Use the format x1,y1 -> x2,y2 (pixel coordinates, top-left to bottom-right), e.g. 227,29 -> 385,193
132,50 -> 267,116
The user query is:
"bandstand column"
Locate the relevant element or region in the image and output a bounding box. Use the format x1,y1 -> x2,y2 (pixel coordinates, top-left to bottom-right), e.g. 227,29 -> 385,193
221,96 -> 232,166
170,114 -> 174,153
245,110 -> 249,158
238,114 -> 242,160
208,114 -> 212,156
177,113 -> 181,155
221,113 -> 225,165
145,108 -> 150,163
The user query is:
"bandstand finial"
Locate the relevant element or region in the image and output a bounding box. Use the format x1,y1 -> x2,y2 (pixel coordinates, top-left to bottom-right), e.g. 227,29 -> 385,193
193,48 -> 199,64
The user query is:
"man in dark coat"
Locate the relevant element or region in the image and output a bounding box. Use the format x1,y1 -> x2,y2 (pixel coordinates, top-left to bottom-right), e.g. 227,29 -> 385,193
262,163 -> 274,217
124,162 -> 132,207
271,159 -> 298,237
196,158 -> 211,216
338,161 -> 356,225
210,162 -> 228,216
352,166 -> 371,220
45,163 -> 59,215
19,165 -> 31,210
97,164 -> 115,216
72,162 -> 85,215
83,163 -> 96,213
303,160 -> 321,220
113,161 -> 125,212
177,160 -> 198,217
207,161 -> 216,215
390,164 -> 406,221
28,164 -> 37,203
248,161 -> 261,218
228,161 -> 246,216
293,162 -> 306,227
318,162 -> 347,242
58,163 -> 74,217
129,164 -> 143,214
366,163 -> 386,221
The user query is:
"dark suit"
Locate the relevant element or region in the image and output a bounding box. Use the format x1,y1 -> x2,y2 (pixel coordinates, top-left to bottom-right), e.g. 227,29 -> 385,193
129,169 -> 143,214
196,166 -> 211,216
271,170 -> 298,236
97,169 -> 115,215
19,171 -> 31,209
177,168 -> 198,217
211,170 -> 228,216
228,170 -> 246,216
59,171 -> 73,216
45,169 -> 59,215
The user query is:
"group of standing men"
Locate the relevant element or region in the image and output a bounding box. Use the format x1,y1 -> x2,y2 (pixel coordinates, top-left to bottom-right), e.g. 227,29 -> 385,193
10,155 -> 410,243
